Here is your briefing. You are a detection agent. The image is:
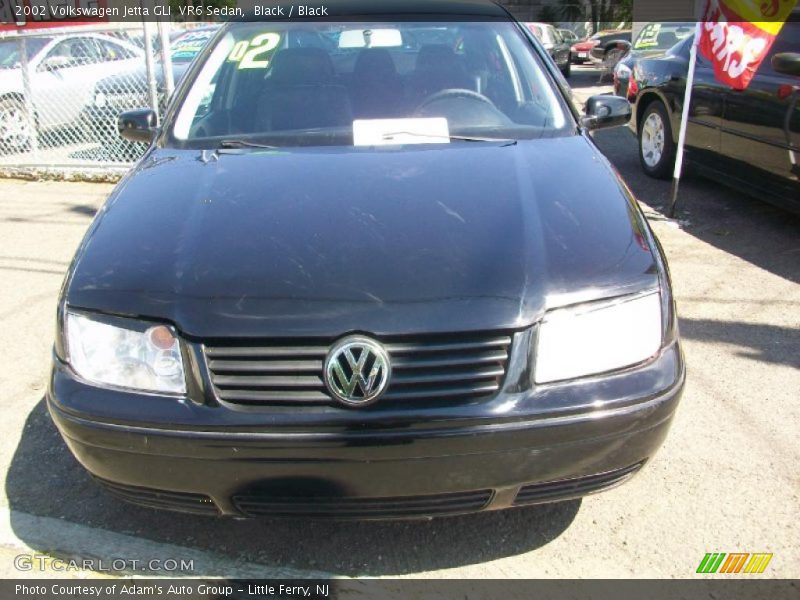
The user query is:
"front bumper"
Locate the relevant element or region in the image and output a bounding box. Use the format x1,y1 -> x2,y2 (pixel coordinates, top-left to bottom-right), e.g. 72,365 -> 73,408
48,343 -> 684,518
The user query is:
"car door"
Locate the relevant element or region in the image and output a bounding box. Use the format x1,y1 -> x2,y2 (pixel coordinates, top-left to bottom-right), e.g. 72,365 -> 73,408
663,38 -> 726,168
719,20 -> 800,203
32,36 -> 102,129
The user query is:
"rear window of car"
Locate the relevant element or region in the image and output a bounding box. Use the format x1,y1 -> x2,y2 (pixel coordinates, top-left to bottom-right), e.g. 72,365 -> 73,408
170,21 -> 571,148
171,29 -> 217,63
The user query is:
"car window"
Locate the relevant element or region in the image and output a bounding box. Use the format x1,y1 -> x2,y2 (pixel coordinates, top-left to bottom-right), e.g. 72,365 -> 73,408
533,25 -> 555,45
527,24 -> 544,41
47,37 -> 100,66
95,39 -> 136,61
170,29 -> 217,63
634,23 -> 694,51
171,21 -> 570,147
0,37 -> 50,68
551,28 -> 563,44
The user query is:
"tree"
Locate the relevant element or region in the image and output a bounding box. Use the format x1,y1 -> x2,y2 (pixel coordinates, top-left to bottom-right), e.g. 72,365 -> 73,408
587,0 -> 632,30
558,0 -> 587,23
538,5 -> 559,23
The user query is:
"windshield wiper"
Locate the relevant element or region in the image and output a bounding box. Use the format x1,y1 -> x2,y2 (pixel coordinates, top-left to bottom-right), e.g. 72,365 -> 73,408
381,131 -> 517,146
218,139 -> 279,150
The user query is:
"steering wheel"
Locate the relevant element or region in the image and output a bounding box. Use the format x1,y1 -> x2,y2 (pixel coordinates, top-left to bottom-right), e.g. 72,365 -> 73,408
414,88 -> 498,114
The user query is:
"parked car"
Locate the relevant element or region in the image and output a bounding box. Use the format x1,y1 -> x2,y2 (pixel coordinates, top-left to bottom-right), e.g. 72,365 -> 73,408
589,29 -> 632,65
49,2 -> 684,519
82,26 -> 219,149
558,28 -> 579,45
111,27 -> 184,56
614,22 -> 694,100
0,33 -> 143,152
526,22 -> 571,76
572,29 -> 631,65
630,16 -> 800,214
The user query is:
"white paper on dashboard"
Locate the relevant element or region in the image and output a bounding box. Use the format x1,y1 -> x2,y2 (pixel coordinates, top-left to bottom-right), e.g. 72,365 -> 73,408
353,118 -> 450,146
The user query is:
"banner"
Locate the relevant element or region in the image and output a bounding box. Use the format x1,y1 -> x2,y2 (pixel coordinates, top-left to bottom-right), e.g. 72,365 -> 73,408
698,0 -> 798,89
0,0 -> 110,32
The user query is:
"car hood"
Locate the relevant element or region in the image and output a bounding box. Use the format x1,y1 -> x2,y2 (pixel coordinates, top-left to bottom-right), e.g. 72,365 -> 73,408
67,137 -> 658,338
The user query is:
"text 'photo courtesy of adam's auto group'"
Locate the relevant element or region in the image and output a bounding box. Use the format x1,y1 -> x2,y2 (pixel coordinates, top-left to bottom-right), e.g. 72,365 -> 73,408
0,0 -> 797,597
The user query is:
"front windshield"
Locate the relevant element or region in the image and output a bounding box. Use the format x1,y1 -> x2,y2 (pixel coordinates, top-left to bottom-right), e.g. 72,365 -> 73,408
0,38 -> 50,68
633,23 -> 694,51
171,21 -> 570,147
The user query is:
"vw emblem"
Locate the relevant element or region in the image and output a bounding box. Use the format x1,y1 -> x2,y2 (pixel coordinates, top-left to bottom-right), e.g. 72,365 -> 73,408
324,336 -> 390,406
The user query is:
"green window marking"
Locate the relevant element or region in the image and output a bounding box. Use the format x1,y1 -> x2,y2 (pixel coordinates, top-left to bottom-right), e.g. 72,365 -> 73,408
227,33 -> 281,69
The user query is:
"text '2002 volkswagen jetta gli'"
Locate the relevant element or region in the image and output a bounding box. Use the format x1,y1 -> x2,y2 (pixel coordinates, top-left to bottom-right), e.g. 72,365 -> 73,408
49,2 -> 685,518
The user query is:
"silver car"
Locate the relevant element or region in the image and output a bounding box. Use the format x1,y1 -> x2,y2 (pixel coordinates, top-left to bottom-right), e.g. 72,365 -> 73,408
0,32 -> 143,152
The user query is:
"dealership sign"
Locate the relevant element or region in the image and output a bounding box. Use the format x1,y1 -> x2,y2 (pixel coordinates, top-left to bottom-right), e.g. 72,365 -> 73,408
698,0 -> 798,89
0,0 -> 110,31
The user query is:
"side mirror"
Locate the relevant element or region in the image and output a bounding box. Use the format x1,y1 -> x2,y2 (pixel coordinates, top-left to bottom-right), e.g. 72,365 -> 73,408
40,56 -> 70,71
118,108 -> 158,143
772,53 -> 800,77
581,95 -> 631,130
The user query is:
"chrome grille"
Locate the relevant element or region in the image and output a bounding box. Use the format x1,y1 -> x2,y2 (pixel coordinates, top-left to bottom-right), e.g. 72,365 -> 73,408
204,333 -> 513,406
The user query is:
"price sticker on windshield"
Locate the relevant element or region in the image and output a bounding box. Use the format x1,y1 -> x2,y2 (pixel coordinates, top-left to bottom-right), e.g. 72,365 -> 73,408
227,33 -> 281,69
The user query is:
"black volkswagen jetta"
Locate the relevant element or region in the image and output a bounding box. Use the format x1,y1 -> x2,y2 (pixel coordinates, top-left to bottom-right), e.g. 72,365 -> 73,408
49,1 -> 685,518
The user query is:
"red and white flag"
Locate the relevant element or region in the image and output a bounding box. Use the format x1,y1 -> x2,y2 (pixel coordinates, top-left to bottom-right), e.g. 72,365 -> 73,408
698,0 -> 798,89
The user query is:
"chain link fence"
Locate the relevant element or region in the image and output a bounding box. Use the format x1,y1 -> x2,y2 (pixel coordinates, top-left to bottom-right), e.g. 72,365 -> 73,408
0,22 -> 211,177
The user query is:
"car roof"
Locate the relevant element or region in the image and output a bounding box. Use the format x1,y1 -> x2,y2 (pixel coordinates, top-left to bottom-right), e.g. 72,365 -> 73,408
241,0 -> 510,19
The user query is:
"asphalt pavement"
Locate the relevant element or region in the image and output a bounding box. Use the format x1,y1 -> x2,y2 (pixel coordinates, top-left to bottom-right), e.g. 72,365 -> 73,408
0,64 -> 797,579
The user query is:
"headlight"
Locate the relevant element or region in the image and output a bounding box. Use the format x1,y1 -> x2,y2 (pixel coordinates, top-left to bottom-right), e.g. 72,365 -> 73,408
66,312 -> 186,394
94,92 -> 107,108
535,291 -> 662,384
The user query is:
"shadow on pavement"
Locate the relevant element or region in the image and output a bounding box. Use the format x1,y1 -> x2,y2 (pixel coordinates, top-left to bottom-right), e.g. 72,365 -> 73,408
594,128 -> 800,285
680,318 -> 800,369
566,64 -> 608,90
6,399 -> 580,576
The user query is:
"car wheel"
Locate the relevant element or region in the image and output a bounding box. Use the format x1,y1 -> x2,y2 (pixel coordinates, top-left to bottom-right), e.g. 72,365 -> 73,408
638,101 -> 675,179
561,57 -> 571,78
0,97 -> 33,154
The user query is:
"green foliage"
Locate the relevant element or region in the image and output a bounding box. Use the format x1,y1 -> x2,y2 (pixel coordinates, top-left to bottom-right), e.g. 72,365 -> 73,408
558,0 -> 586,23
538,5 -> 559,23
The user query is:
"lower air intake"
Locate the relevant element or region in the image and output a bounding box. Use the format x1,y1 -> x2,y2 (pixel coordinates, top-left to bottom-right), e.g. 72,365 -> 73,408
94,478 -> 219,515
513,462 -> 645,505
232,489 -> 493,518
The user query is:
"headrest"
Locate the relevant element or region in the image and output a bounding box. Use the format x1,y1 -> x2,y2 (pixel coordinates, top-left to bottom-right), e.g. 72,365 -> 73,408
656,32 -> 678,48
415,44 -> 461,72
268,48 -> 335,85
353,48 -> 397,79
